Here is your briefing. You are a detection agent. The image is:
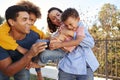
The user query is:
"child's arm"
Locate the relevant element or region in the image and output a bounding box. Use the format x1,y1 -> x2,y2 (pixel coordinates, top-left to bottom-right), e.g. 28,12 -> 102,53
0,23 -> 47,54
0,32 -> 18,50
0,30 -> 28,54
0,35 -> 28,54
16,46 -> 28,55
49,27 -> 85,50
60,27 -> 74,37
0,22 -> 18,50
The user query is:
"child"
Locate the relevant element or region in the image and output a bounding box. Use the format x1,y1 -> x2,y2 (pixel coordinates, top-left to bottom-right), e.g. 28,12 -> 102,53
0,2 -> 65,80
0,1 -> 46,80
0,22 -> 46,53
49,8 -> 99,80
50,23 -> 85,52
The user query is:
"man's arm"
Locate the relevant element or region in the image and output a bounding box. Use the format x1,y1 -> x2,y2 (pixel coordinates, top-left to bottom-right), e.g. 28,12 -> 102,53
0,53 -> 32,76
0,42 -> 47,76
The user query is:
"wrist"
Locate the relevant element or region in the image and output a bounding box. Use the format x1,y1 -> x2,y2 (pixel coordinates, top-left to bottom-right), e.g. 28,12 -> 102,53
26,52 -> 33,59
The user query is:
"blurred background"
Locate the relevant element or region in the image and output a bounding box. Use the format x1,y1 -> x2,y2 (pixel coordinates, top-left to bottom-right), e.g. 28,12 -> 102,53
1,0 -> 120,80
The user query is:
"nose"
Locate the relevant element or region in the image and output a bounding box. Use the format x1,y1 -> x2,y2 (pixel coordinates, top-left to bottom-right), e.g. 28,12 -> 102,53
56,16 -> 61,22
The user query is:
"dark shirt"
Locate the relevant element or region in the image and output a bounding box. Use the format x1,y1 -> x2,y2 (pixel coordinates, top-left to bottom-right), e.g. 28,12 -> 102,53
0,30 -> 40,62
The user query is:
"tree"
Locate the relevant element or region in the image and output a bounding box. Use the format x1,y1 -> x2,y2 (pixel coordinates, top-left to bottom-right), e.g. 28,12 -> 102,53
89,3 -> 120,79
0,16 -> 4,24
90,3 -> 120,40
98,3 -> 120,39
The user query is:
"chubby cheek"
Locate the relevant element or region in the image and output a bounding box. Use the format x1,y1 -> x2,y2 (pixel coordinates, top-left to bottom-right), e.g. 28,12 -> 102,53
68,26 -> 74,30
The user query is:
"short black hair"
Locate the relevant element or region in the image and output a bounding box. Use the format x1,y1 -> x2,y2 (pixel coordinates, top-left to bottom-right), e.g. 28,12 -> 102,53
61,8 -> 79,22
5,5 -> 29,21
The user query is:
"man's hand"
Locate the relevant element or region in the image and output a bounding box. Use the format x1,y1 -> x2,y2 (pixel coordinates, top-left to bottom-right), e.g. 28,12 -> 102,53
25,61 -> 44,70
28,42 -> 47,58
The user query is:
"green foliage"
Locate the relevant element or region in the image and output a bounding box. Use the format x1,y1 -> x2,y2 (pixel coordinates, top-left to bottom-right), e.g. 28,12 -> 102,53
90,3 -> 120,40
0,16 -> 4,24
10,74 -> 54,80
93,40 -> 120,80
89,3 -> 120,79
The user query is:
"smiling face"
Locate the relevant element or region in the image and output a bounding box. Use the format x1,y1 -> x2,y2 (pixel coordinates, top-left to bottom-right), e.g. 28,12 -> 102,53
11,11 -> 31,34
29,12 -> 37,26
64,16 -> 80,31
48,10 -> 62,27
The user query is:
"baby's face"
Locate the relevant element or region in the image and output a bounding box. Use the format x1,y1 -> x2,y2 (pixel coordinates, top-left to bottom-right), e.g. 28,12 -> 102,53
64,17 -> 79,31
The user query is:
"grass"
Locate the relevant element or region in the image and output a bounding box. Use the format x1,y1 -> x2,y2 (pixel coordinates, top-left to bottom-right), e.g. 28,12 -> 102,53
10,63 -> 57,80
10,74 -> 54,80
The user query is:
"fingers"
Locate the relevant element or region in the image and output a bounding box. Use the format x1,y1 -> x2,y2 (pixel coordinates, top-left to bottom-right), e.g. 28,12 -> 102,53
25,62 -> 32,70
35,42 -> 47,53
30,62 -> 43,68
33,42 -> 47,48
29,42 -> 47,57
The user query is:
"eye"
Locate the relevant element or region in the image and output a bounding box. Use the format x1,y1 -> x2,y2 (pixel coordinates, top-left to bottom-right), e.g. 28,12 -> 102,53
23,18 -> 27,21
30,19 -> 34,22
65,24 -> 68,28
57,14 -> 60,16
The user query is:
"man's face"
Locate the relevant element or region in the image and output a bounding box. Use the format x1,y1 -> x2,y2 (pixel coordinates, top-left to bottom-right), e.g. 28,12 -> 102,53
64,17 -> 79,31
13,11 -> 31,34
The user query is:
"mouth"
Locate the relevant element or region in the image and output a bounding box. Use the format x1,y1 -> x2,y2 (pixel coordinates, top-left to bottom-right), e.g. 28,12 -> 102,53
26,26 -> 31,30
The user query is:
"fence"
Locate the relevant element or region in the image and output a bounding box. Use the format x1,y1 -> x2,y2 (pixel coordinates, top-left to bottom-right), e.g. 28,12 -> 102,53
38,39 -> 120,80
94,40 -> 120,80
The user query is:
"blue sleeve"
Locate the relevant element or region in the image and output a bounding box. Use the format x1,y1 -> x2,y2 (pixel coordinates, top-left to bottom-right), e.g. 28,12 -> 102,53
77,21 -> 94,48
0,47 -> 9,60
79,27 -> 95,48
73,32 -> 77,40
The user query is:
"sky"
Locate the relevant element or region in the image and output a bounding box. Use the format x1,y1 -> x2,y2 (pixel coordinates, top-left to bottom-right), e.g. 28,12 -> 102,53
0,0 -> 120,31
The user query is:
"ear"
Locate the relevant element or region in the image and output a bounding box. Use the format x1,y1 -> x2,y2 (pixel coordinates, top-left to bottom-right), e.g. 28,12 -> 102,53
78,17 -> 80,21
8,19 -> 14,26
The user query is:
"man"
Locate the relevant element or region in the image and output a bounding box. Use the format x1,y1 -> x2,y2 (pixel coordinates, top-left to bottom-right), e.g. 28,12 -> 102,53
0,1 -> 46,80
0,5 -> 47,80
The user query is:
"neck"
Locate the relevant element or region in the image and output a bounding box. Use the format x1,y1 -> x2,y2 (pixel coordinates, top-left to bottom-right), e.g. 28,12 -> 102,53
9,28 -> 26,40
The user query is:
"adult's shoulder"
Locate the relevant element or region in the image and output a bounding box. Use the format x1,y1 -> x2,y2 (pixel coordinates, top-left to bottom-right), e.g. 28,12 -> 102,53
29,30 -> 39,36
26,30 -> 40,38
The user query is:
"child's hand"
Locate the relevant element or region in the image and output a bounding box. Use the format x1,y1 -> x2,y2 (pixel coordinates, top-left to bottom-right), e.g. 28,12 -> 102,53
49,42 -> 61,50
49,37 -> 61,50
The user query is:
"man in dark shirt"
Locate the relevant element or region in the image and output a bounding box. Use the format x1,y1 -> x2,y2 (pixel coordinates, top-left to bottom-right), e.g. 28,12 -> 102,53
0,5 -> 47,80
